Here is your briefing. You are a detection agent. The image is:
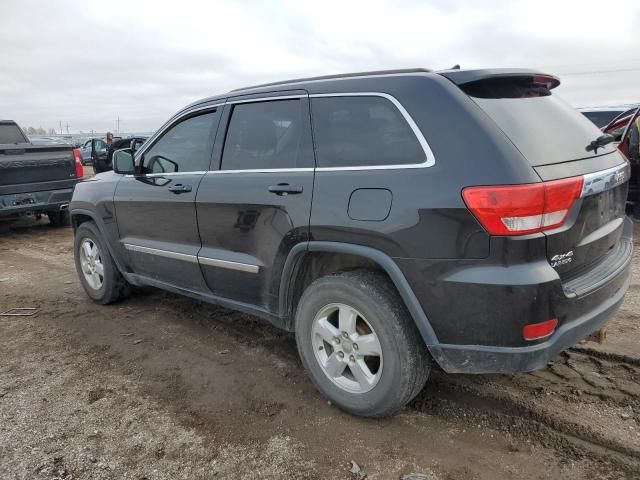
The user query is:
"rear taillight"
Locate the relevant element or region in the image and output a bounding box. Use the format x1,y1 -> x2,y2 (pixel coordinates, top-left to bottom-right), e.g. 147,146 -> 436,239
523,319 -> 558,341
532,74 -> 560,89
73,148 -> 83,178
462,177 -> 583,236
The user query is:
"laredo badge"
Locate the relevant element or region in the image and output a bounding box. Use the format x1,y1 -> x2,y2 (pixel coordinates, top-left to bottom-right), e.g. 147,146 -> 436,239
550,251 -> 574,268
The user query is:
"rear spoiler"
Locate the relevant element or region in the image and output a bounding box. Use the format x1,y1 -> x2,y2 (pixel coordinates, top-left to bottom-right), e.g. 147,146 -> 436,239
438,68 -> 561,89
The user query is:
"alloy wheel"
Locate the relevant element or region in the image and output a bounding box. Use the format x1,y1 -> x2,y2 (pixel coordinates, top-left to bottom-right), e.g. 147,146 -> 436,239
79,238 -> 104,290
311,303 -> 383,393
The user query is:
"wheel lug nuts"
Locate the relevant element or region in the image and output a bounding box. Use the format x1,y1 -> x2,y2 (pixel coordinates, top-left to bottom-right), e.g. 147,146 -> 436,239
334,337 -> 341,344
353,343 -> 358,350
342,332 -> 349,339
349,355 -> 355,362
338,352 -> 344,359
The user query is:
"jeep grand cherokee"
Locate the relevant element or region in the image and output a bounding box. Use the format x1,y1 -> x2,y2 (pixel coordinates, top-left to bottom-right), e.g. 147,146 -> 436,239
70,68 -> 633,417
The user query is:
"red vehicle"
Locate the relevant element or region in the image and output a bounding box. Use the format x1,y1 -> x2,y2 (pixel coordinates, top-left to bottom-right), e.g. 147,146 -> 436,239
609,107 -> 640,208
602,107 -> 638,144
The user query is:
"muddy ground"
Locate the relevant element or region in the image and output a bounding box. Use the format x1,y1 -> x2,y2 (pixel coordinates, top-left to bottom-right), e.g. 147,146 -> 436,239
0,215 -> 639,480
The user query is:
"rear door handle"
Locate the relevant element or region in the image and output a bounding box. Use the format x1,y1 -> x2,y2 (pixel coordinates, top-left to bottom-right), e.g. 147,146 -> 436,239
168,184 -> 192,193
268,184 -> 303,196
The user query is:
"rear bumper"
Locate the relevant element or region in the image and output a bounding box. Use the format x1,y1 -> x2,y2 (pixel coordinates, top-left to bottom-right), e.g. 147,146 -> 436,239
428,251 -> 632,374
0,188 -> 73,217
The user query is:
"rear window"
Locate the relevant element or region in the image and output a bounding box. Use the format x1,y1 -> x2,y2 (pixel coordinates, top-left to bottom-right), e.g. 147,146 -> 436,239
461,78 -> 615,166
0,123 -> 28,144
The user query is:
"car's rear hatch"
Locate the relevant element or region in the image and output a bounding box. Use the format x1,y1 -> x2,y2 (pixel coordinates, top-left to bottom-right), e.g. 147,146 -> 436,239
443,69 -> 631,295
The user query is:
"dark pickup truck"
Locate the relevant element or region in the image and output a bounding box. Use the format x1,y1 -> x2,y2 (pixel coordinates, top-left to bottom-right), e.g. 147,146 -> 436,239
0,120 -> 83,225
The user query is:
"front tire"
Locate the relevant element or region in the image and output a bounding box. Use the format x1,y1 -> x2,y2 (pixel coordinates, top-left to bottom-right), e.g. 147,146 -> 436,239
74,221 -> 130,304
295,270 -> 430,418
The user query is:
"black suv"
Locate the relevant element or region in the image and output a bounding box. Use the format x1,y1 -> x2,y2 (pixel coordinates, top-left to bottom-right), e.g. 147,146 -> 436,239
70,68 -> 633,417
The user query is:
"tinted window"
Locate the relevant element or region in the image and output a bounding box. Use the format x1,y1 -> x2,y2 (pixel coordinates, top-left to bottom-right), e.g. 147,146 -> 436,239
221,99 -> 311,170
581,110 -> 623,128
144,111 -> 217,173
94,139 -> 107,153
461,78 -> 615,166
0,124 -> 28,144
311,96 -> 425,168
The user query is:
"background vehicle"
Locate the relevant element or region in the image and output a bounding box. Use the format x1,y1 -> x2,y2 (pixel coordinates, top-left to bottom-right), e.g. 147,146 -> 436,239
29,136 -> 70,146
70,68 -> 632,417
600,106 -> 639,141
109,136 -> 147,158
578,106 -> 633,128
92,136 -> 148,172
614,107 -> 640,208
1,120 -> 83,225
79,138 -> 106,166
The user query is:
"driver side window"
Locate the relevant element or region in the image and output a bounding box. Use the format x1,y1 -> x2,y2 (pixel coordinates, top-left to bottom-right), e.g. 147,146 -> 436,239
143,111 -> 217,173
93,139 -> 106,153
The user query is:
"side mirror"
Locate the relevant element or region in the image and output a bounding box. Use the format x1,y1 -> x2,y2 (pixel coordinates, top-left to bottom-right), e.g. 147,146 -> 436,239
113,148 -> 135,175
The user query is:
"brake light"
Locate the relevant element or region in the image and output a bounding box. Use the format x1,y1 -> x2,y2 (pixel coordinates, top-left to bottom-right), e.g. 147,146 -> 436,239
73,148 -> 83,178
462,177 -> 583,236
523,319 -> 558,341
532,74 -> 560,89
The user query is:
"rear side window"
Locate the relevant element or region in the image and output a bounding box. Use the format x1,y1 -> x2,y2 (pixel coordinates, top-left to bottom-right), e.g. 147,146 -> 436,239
143,111 -> 217,173
221,99 -> 312,170
311,96 -> 425,168
0,123 -> 28,144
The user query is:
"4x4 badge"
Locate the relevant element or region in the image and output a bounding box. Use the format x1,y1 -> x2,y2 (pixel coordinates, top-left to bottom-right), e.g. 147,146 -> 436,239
550,250 -> 574,268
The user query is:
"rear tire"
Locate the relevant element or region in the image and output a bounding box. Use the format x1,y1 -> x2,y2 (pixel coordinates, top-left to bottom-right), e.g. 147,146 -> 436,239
74,221 -> 130,304
47,210 -> 70,227
295,269 -> 430,418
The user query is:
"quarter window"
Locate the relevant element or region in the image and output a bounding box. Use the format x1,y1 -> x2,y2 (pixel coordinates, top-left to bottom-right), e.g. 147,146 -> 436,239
143,111 -> 217,173
221,99 -> 311,170
311,96 -> 425,168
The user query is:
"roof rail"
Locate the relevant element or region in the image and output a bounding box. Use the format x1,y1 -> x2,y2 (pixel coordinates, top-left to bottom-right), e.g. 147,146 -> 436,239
230,68 -> 432,92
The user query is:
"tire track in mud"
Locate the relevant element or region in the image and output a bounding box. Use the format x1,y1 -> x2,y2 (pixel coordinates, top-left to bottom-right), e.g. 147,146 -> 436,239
412,348 -> 640,476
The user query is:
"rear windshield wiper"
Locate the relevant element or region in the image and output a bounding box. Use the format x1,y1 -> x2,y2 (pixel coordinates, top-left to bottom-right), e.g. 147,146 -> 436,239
586,134 -> 615,153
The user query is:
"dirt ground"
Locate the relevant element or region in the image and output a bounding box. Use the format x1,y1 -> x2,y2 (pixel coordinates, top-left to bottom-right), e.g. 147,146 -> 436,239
1,215 -> 639,480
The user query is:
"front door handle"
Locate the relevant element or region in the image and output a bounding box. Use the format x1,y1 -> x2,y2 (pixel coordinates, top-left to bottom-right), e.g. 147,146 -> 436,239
268,184 -> 303,196
168,184 -> 192,194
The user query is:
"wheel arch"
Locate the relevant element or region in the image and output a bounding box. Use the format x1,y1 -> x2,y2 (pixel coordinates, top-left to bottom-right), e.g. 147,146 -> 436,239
70,208 -> 127,275
279,241 -> 439,346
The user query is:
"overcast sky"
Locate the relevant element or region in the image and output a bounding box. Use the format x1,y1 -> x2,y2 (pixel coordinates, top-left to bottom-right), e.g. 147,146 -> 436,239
1,0 -> 638,134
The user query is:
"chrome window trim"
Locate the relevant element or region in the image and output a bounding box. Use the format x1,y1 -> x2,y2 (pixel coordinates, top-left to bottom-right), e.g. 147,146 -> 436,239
580,162 -> 630,198
124,171 -> 207,178
124,243 -> 199,263
215,91 -> 435,174
124,243 -> 260,273
310,92 -> 434,170
197,256 -> 260,273
207,168 -> 314,175
132,91 -> 436,176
